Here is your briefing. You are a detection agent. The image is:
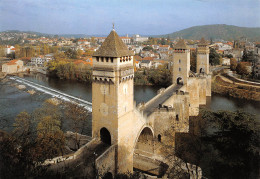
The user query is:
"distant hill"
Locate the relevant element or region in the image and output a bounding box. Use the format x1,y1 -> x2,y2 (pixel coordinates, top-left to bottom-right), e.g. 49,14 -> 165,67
161,24 -> 260,41
1,30 -> 89,38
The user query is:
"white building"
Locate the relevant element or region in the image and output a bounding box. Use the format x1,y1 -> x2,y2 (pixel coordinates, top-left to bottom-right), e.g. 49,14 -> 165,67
30,57 -> 47,67
133,34 -> 149,43
222,57 -> 230,66
5,45 -> 15,55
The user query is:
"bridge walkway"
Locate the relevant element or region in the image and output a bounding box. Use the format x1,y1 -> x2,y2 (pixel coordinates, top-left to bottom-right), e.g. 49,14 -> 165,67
141,84 -> 182,116
47,139 -> 109,178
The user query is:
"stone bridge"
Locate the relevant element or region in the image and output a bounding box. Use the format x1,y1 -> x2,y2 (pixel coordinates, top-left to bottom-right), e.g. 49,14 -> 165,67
46,30 -> 210,178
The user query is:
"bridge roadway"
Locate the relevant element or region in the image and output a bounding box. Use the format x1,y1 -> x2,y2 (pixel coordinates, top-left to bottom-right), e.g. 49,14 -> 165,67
8,76 -> 92,111
142,84 -> 182,116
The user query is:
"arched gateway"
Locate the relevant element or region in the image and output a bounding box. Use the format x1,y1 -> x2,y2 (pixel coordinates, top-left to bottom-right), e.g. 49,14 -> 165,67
100,127 -> 111,145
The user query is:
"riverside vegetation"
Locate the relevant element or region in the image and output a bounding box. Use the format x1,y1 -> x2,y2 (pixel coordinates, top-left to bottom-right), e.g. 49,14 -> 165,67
47,59 -> 172,87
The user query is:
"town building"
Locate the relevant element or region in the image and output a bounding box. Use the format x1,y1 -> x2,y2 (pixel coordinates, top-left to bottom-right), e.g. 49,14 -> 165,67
132,34 -> 149,43
222,57 -> 230,66
2,59 -> 23,73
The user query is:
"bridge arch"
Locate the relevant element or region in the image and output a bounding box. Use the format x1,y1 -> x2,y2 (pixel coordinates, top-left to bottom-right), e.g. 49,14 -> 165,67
134,126 -> 154,154
100,127 -> 111,145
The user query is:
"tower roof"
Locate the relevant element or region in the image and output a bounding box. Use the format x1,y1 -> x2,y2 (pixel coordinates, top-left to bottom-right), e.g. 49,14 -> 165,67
174,39 -> 190,50
93,30 -> 134,57
198,37 -> 208,45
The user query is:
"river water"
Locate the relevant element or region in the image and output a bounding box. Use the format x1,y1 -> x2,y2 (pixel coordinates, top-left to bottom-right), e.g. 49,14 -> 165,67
0,73 -> 259,132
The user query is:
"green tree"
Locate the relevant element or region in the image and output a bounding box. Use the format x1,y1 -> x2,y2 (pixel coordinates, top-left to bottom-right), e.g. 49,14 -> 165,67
142,46 -> 153,51
175,110 -> 259,179
209,48 -> 220,65
65,48 -> 78,59
203,110 -> 259,179
190,51 -> 197,72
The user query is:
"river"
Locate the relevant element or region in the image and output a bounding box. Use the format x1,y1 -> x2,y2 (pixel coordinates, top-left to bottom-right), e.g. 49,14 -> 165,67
0,73 -> 259,133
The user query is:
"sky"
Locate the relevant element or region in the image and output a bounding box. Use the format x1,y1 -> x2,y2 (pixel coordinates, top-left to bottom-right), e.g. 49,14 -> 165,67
0,0 -> 259,35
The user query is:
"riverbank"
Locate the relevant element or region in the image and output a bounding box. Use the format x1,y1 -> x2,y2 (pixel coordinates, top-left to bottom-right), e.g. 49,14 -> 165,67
212,74 -> 260,101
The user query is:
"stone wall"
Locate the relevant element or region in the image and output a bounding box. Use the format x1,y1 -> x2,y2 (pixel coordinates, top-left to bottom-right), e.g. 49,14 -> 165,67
187,78 -> 200,116
95,145 -> 116,178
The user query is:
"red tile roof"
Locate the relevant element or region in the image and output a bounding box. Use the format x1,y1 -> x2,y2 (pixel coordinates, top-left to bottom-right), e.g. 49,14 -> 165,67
6,60 -> 18,65
143,57 -> 155,61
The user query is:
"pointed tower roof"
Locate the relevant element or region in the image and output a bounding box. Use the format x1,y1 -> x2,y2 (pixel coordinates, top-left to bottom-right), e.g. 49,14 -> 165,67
93,30 -> 134,57
198,37 -> 208,45
174,39 -> 190,49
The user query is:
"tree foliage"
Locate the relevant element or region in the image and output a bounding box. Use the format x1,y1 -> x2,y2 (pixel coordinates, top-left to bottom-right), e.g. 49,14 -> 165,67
65,48 -> 78,59
230,58 -> 237,71
64,102 -> 89,149
134,64 -> 172,87
47,60 -> 92,82
236,62 -> 249,76
175,110 -> 259,179
0,100 -> 66,178
142,46 -> 153,51
209,48 -> 220,65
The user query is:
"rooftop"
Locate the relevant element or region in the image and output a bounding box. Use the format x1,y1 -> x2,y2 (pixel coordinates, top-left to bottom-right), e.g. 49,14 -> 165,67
198,37 -> 208,46
93,30 -> 134,57
174,39 -> 190,50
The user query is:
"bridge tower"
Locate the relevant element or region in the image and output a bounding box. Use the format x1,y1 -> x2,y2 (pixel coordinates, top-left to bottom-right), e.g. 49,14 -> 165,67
172,39 -> 190,85
92,29 -> 135,174
196,38 -> 209,74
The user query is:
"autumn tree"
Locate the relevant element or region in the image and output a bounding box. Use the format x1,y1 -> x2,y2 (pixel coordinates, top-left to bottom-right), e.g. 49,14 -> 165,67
0,111 -> 45,178
230,58 -> 237,71
236,62 -> 249,76
33,100 -> 65,161
0,45 -> 5,57
64,102 -> 89,150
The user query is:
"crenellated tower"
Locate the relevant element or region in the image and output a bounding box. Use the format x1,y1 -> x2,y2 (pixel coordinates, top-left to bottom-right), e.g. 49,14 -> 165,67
196,38 -> 209,74
92,29 -> 135,173
172,39 -> 190,85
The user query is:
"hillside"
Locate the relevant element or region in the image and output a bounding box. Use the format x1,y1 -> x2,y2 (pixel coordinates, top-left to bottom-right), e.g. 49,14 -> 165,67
0,30 -> 89,38
162,24 -> 260,41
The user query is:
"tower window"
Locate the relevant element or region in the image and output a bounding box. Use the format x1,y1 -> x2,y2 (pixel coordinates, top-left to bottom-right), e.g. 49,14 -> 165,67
106,57 -> 109,62
176,114 -> 179,121
96,57 -> 99,62
179,68 -> 181,71
111,58 -> 113,63
179,59 -> 181,63
158,134 -> 161,142
101,57 -> 104,62
120,57 -> 122,63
